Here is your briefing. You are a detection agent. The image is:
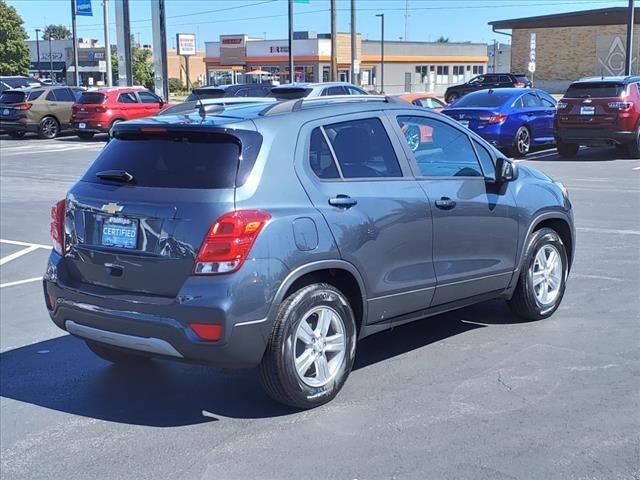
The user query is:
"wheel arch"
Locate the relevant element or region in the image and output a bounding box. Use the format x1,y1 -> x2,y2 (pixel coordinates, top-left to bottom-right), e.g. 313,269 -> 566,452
270,260 -> 368,335
520,212 -> 574,272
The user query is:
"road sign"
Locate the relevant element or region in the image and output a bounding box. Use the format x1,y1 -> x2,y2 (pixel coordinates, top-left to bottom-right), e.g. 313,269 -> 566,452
528,62 -> 536,73
529,32 -> 536,49
76,0 -> 93,16
528,32 -> 536,75
98,60 -> 106,73
176,33 -> 196,56
529,51 -> 536,62
353,59 -> 360,75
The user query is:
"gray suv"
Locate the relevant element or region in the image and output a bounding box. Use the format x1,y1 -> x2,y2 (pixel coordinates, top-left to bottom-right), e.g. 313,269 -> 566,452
43,97 -> 575,408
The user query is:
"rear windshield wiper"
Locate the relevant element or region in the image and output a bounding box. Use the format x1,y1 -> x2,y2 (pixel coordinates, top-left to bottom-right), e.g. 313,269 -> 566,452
95,170 -> 134,183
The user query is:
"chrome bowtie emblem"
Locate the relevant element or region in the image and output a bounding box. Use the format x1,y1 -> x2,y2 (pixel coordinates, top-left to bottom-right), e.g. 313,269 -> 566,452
101,202 -> 123,214
583,99 -> 592,103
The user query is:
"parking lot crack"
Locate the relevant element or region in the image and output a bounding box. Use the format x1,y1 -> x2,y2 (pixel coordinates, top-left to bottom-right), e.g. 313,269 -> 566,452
497,371 -> 527,402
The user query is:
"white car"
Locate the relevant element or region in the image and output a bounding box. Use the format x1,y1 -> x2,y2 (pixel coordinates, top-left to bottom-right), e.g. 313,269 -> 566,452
158,96 -> 276,116
270,82 -> 368,100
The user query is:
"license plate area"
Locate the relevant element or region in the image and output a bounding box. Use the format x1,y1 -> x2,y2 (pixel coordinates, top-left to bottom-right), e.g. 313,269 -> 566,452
458,119 -> 470,128
2,109 -> 10,116
79,122 -> 86,129
580,106 -> 595,115
100,216 -> 138,249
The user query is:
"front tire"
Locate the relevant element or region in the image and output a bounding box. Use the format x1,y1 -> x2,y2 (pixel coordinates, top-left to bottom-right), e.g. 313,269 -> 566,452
507,227 -> 568,321
38,116 -> 60,139
86,341 -> 150,364
626,127 -> 640,158
258,283 -> 357,409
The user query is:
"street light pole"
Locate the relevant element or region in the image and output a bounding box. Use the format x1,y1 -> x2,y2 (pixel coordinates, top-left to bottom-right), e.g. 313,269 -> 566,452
288,0 -> 294,83
376,13 -> 385,93
35,29 -> 41,79
331,0 -> 337,81
350,0 -> 357,85
49,35 -> 53,82
103,0 -> 113,86
625,0 -> 635,75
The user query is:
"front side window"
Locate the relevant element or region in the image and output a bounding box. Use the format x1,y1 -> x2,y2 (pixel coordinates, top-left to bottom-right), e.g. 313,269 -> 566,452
311,118 -> 402,179
396,116 -> 483,177
138,91 -> 161,103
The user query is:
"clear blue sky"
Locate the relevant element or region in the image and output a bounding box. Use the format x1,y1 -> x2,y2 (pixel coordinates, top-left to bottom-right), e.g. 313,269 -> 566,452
8,0 -> 627,48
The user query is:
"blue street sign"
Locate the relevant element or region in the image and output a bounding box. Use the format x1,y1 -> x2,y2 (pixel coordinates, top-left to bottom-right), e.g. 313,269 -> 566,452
76,0 -> 93,16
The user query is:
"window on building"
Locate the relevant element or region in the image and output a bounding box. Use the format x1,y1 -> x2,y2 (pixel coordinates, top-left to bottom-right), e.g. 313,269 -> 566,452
436,66 -> 449,84
452,66 -> 465,83
473,65 -> 484,75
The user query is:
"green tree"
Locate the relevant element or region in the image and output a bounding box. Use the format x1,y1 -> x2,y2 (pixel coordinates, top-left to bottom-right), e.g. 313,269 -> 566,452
42,24 -> 72,40
110,50 -> 118,84
110,40 -> 154,89
0,0 -> 31,76
436,36 -> 450,43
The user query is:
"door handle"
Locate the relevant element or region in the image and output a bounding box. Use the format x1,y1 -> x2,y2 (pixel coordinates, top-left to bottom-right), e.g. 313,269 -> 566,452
435,197 -> 456,210
328,194 -> 357,209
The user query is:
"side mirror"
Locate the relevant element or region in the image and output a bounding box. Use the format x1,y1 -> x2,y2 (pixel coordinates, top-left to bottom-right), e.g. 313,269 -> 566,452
495,156 -> 517,183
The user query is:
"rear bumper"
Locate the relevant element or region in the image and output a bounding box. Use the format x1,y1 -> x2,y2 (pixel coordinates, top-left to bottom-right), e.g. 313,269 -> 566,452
555,128 -> 635,146
470,125 -> 513,148
43,251 -> 289,368
0,120 -> 38,133
72,122 -> 110,134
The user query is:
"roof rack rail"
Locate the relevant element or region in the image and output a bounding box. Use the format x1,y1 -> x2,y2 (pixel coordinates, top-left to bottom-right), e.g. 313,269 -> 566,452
259,94 -> 405,116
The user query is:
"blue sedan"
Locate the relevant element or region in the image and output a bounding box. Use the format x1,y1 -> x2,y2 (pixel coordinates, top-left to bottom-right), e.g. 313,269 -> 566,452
442,88 -> 557,157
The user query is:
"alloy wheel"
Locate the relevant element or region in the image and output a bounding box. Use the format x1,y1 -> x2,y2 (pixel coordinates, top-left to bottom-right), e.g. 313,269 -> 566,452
41,118 -> 58,138
294,306 -> 346,388
517,127 -> 530,155
529,244 -> 563,306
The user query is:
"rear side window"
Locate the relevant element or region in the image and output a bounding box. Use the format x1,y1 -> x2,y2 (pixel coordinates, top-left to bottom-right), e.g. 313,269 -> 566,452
322,86 -> 347,96
309,128 -> 339,179
53,88 -> 75,102
454,91 -> 512,108
77,92 -> 106,104
0,91 -> 26,103
117,92 -> 137,103
565,82 -> 625,98
82,136 -> 241,189
322,118 -> 402,179
499,75 -> 512,83
27,90 -> 44,101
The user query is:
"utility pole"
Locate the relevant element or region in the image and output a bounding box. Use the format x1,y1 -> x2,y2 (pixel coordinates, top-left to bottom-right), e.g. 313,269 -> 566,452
103,0 -> 112,86
115,0 -> 133,86
35,29 -> 41,79
350,0 -> 357,85
49,35 -> 53,82
625,0 -> 635,75
331,0 -> 337,81
71,0 -> 80,86
288,0 -> 294,83
376,13 -> 385,93
151,0 -> 168,99
404,0 -> 409,41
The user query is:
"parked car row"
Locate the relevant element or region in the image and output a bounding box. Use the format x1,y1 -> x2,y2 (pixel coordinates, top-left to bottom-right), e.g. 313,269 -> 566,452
443,75 -> 640,159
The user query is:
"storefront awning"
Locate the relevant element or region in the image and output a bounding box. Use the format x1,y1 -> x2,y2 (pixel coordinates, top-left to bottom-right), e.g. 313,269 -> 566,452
30,61 -> 66,73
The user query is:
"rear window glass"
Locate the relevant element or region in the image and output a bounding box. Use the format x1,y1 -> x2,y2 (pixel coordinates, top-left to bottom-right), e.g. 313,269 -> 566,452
82,136 -> 241,189
0,91 -> 27,103
453,91 -> 513,108
515,76 -> 530,83
77,92 -> 106,104
271,88 -> 312,100
565,82 -> 625,98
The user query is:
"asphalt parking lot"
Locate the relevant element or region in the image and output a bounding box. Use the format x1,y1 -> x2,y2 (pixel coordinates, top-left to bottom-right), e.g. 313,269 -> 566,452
1,134 -> 639,480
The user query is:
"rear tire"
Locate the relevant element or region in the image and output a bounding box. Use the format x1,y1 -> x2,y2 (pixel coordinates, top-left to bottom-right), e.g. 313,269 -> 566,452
507,228 -> 568,321
626,128 -> 640,158
556,140 -> 579,158
38,116 -> 60,139
258,283 -> 357,409
77,131 -> 95,140
511,126 -> 531,157
86,341 -> 150,364
8,131 -> 26,138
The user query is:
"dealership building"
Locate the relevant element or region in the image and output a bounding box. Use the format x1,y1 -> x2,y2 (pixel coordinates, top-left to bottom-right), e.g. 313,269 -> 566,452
489,7 -> 640,92
203,32 -> 488,94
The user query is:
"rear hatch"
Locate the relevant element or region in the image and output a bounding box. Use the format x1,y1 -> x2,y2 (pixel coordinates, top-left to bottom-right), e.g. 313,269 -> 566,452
64,123 -> 262,297
72,91 -> 107,119
0,90 -> 39,121
557,81 -> 627,128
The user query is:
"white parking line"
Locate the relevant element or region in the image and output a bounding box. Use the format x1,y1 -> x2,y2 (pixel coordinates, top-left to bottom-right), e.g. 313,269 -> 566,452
577,227 -> 640,236
0,277 -> 43,288
0,238 -> 50,249
633,166 -> 640,171
0,245 -> 40,266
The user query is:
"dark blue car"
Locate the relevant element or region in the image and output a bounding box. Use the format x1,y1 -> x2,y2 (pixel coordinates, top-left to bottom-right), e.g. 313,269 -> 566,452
442,88 -> 557,157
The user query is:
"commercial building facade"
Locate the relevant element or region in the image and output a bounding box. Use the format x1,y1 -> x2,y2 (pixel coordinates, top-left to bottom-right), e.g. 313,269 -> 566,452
203,33 -> 487,94
490,7 -> 640,92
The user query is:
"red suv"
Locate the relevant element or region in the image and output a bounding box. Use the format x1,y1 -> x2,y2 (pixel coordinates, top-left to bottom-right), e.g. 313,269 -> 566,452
71,87 -> 165,139
555,76 -> 640,158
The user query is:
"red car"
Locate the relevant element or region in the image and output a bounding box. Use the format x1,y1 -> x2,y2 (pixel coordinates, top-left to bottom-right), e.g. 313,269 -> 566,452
71,87 -> 166,139
555,75 -> 640,158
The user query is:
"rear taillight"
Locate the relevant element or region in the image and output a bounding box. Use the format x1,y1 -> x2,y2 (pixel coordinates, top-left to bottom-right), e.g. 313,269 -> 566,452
479,113 -> 507,124
16,103 -> 32,110
50,199 -> 65,255
514,82 -> 525,88
608,101 -> 633,111
195,210 -> 271,275
556,101 -> 568,110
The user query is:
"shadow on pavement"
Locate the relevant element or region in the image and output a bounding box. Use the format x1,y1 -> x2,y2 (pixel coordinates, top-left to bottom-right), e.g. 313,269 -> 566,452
530,146 -> 635,162
1,300 -> 525,426
55,134 -> 108,143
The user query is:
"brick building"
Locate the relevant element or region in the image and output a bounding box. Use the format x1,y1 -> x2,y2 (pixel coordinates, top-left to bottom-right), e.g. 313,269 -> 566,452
489,7 -> 640,93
